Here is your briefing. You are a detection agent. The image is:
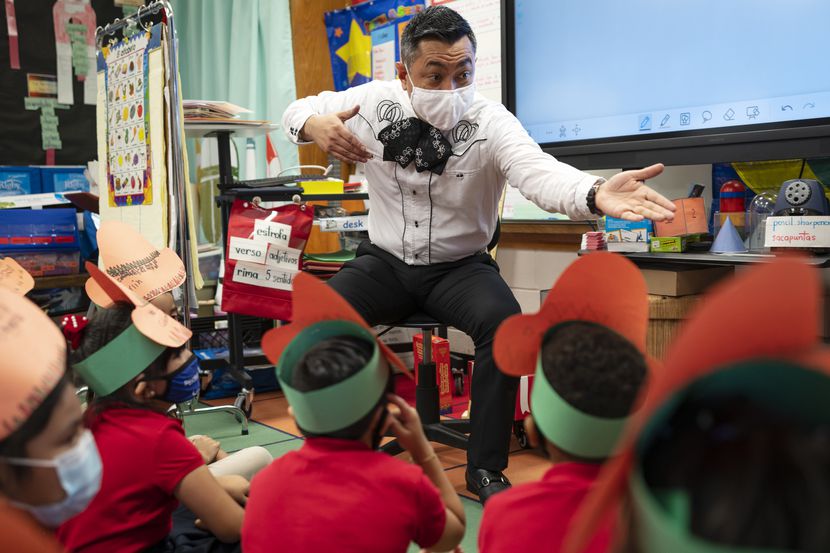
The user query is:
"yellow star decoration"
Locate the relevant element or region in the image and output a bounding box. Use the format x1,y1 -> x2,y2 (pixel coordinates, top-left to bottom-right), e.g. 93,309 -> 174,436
335,18 -> 371,84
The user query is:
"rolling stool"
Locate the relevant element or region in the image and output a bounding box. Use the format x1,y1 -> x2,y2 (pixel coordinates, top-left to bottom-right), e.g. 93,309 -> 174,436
380,312 -> 471,456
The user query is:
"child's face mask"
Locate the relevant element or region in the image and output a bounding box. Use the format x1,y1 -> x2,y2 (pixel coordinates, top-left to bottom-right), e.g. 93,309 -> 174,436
3,430 -> 103,527
144,352 -> 201,404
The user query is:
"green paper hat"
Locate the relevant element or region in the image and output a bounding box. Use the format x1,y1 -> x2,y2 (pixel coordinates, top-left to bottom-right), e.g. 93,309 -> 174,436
73,324 -> 167,396
531,351 -> 630,460
276,320 -> 389,434
565,258 -> 828,553
631,360 -> 830,553
72,260 -> 192,396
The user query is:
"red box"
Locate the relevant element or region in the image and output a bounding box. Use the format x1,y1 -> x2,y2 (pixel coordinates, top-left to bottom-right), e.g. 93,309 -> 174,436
515,375 -> 534,421
413,334 -> 453,415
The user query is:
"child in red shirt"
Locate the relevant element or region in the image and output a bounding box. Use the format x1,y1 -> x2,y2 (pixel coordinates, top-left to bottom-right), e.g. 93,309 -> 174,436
0,286 -> 101,552
569,258 -> 830,553
58,268 -> 247,553
243,273 -> 466,553
480,253 -> 649,553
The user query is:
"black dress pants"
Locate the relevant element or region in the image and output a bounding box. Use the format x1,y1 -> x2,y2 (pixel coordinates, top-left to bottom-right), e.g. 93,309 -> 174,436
328,241 -> 521,471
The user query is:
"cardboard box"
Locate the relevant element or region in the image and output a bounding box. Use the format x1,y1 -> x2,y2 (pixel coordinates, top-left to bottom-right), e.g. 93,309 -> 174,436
650,236 -> 686,253
39,166 -> 89,192
654,198 -> 708,237
641,265 -> 733,297
413,334 -> 452,414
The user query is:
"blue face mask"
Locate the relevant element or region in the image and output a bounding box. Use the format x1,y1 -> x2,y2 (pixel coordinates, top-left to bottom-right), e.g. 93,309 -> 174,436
4,430 -> 103,527
162,353 -> 201,404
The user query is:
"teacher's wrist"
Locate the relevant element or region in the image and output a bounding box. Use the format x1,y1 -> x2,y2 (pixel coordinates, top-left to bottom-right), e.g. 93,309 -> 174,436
586,178 -> 606,216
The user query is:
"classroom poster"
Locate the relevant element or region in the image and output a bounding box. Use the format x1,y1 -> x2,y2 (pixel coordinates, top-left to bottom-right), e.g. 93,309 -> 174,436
98,25 -> 161,207
52,0 -> 97,105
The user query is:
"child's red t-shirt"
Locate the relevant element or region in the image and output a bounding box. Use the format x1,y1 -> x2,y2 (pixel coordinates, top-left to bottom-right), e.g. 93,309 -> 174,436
478,462 -> 612,553
57,407 -> 204,553
242,437 -> 447,553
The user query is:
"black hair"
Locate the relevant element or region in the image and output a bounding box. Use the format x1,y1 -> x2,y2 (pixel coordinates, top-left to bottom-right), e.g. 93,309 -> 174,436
617,395 -> 830,553
0,374 -> 69,479
400,5 -> 477,67
541,321 -> 647,419
70,303 -> 179,410
292,335 -> 390,441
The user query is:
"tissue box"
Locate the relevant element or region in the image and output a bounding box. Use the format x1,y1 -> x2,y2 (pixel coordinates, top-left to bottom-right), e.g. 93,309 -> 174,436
654,198 -> 708,237
413,334 -> 452,415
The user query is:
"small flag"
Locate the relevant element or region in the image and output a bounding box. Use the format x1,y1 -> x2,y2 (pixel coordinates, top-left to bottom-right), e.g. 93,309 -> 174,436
266,134 -> 281,178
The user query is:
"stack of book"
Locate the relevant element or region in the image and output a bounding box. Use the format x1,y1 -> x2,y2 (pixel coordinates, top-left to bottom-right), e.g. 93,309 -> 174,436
302,250 -> 355,279
183,100 -> 264,125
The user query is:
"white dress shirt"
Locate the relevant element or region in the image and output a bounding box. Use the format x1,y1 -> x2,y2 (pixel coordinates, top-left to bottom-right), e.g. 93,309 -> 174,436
283,80 -> 601,265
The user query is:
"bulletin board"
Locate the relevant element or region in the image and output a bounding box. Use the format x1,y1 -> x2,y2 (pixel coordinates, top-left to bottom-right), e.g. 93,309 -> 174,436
0,0 -> 125,165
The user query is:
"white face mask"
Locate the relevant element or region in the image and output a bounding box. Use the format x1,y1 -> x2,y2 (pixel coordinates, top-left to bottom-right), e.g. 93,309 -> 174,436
4,430 -> 102,527
406,66 -> 476,131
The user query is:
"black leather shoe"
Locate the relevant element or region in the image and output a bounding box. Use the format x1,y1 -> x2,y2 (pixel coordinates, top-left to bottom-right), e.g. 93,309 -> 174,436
465,467 -> 511,503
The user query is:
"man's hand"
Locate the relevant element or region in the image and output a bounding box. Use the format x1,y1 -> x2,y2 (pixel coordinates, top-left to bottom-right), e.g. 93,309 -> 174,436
384,394 -> 433,463
214,474 -> 250,506
301,105 -> 372,164
596,163 -> 676,222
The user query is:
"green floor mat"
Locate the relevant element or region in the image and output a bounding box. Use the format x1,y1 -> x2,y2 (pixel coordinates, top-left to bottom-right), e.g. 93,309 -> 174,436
183,405 -> 297,453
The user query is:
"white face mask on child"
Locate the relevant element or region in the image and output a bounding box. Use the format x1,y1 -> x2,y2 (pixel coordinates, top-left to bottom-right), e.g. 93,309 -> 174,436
405,65 -> 476,131
4,430 -> 102,527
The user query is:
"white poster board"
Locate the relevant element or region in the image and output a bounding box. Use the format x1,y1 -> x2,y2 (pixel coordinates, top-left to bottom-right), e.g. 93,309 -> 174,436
431,0 -> 502,103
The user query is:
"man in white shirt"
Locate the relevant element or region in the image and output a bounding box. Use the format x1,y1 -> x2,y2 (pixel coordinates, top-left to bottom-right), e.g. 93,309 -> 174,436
282,6 -> 674,502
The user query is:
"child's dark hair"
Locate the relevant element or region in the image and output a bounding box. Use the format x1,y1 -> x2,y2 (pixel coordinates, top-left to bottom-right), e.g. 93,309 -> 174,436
0,373 -> 69,479
541,321 -> 647,420
292,335 -> 390,441
617,396 -> 830,553
70,303 -> 180,408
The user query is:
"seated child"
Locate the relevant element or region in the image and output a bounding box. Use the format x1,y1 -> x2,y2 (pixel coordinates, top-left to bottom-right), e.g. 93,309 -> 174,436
568,257 -> 830,553
151,291 -> 271,481
480,253 -> 650,553
58,265 -> 247,553
91,220 -> 271,481
243,273 -> 466,553
0,286 -> 101,552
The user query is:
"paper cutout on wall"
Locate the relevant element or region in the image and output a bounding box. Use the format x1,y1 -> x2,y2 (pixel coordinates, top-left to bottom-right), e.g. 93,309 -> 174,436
24,96 -> 69,151
98,25 -> 161,207
325,1 -> 424,90
53,0 -> 97,105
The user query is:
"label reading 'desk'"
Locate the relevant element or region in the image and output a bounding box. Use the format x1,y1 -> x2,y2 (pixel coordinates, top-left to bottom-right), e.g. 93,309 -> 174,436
228,237 -> 267,264
265,245 -> 302,272
232,261 -> 294,291
254,219 -> 292,248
